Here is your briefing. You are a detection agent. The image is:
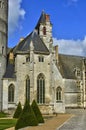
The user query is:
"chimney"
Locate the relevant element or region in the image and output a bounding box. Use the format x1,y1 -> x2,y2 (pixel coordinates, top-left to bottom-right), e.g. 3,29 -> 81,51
55,45 -> 58,63
45,14 -> 50,22
9,51 -> 14,64
20,37 -> 24,42
9,52 -> 14,60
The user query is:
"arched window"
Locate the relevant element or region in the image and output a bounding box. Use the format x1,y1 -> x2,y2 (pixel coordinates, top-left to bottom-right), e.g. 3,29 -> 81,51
26,76 -> 30,102
56,87 -> 62,102
43,27 -> 46,35
37,73 -> 45,104
8,84 -> 14,103
0,1 -> 4,8
0,1 -> 1,8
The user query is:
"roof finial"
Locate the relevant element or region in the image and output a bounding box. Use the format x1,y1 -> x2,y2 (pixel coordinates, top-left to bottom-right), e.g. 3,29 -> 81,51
30,40 -> 34,51
32,29 -> 37,38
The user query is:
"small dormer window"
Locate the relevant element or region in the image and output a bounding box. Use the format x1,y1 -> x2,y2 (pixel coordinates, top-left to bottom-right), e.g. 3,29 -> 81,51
43,27 -> 46,35
74,67 -> 81,78
39,56 -> 44,62
77,70 -> 81,77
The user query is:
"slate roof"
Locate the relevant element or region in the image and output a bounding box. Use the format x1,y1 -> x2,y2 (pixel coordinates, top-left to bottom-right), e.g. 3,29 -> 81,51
3,61 -> 15,79
35,11 -> 52,29
7,47 -> 12,54
13,31 -> 49,55
58,54 -> 85,79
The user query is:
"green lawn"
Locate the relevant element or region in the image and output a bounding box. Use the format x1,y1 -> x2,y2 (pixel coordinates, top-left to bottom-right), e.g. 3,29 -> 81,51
0,112 -> 8,118
0,119 -> 17,129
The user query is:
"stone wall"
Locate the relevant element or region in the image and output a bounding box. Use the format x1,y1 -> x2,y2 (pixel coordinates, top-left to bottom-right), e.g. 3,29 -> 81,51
64,79 -> 83,107
2,79 -> 16,110
12,52 -> 52,105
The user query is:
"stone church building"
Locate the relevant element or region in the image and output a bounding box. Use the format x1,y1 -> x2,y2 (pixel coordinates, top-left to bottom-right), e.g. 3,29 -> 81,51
0,0 -> 86,113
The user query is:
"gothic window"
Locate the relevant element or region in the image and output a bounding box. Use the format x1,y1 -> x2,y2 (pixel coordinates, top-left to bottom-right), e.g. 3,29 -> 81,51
0,1 -> 4,8
43,27 -> 46,35
37,73 -> 45,104
8,84 -> 14,103
2,1 -> 4,8
0,1 -> 1,8
56,87 -> 62,102
26,76 -> 30,102
38,56 -> 44,62
2,46 -> 4,55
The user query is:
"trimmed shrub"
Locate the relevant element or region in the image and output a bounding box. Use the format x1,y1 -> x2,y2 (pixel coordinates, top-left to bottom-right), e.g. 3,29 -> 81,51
13,102 -> 22,118
15,100 -> 38,130
31,100 -> 44,123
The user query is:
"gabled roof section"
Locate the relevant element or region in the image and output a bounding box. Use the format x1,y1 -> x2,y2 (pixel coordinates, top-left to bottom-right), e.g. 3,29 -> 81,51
13,30 -> 49,55
3,61 -> 16,79
58,54 -> 84,79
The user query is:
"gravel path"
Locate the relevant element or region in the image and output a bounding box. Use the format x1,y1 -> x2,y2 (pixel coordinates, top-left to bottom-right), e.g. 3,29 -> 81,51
6,114 -> 72,130
7,109 -> 86,130
56,109 -> 86,130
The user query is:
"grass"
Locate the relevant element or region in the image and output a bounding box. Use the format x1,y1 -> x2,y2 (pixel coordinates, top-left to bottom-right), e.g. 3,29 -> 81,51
0,112 -> 17,129
0,119 -> 17,129
0,114 -> 54,129
0,112 -> 54,129
0,112 -> 9,118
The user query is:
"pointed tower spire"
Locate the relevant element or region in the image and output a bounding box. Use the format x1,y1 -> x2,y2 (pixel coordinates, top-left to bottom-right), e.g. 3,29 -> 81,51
35,11 -> 53,49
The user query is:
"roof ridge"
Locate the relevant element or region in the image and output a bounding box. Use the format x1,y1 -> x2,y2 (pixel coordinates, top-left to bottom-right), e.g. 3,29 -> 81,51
59,53 -> 86,58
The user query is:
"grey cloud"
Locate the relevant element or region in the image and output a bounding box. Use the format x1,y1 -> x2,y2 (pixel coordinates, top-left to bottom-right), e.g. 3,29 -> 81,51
53,37 -> 86,57
8,0 -> 26,34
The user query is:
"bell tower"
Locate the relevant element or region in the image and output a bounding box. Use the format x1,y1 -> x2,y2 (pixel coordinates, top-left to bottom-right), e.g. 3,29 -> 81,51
35,11 -> 53,49
0,0 -> 8,110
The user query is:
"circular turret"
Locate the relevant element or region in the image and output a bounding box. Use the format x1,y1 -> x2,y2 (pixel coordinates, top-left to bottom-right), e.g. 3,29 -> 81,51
0,0 -> 8,110
0,0 -> 8,56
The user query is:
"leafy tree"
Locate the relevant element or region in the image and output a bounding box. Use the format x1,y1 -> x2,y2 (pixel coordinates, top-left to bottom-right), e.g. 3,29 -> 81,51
31,100 -> 44,123
13,102 -> 22,118
15,100 -> 38,130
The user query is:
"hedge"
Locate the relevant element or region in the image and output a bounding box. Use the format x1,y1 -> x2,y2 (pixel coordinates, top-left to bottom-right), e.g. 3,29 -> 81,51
13,102 -> 22,118
31,100 -> 44,123
15,100 -> 38,130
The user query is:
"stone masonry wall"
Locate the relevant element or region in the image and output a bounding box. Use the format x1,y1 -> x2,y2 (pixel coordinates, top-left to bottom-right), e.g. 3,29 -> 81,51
64,79 -> 83,107
14,52 -> 52,106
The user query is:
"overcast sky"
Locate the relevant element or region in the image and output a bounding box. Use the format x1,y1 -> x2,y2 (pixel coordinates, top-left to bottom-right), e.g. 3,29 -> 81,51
8,0 -> 86,57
